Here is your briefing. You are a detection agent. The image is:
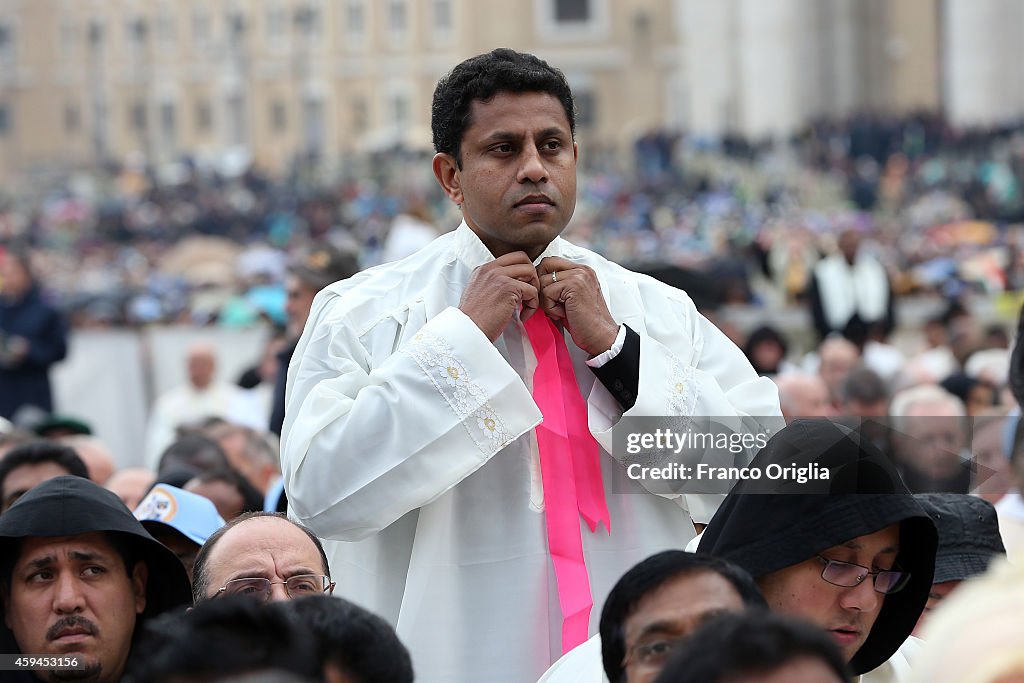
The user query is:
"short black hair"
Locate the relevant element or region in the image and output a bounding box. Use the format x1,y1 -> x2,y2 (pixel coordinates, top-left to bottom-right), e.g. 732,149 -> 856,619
122,595 -> 321,683
192,512 -> 330,604
0,440 -> 89,511
599,551 -> 767,683
840,365 -> 889,405
288,595 -> 414,683
431,47 -> 575,165
188,467 -> 265,516
157,433 -> 230,477
652,611 -> 853,683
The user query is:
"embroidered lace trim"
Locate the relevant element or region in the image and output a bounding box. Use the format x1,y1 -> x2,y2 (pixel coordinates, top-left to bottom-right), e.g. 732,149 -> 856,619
404,328 -> 514,455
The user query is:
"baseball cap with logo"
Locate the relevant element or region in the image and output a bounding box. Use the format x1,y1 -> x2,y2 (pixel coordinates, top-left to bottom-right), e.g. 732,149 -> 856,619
134,483 -> 226,546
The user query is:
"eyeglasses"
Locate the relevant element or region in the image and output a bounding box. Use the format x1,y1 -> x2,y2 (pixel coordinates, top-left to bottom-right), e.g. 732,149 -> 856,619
216,574 -> 335,601
816,555 -> 910,594
621,638 -> 682,669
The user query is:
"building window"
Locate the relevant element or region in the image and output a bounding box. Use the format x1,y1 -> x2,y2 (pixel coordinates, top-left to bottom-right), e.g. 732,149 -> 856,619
271,100 -> 287,133
433,0 -> 452,30
535,0 -> 608,41
0,105 -> 10,135
59,19 -> 77,56
160,103 -> 176,139
266,4 -> 286,39
0,23 -> 14,63
345,0 -> 365,36
352,96 -> 368,133
87,20 -> 104,48
130,102 -> 147,131
294,4 -> 321,41
126,18 -> 147,49
196,100 -> 213,132
388,0 -> 407,32
575,90 -> 596,128
192,9 -> 210,46
392,94 -> 409,127
156,9 -> 176,47
555,0 -> 589,22
65,104 -> 80,133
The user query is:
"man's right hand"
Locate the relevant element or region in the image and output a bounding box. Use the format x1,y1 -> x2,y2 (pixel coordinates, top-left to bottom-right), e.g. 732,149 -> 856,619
459,252 -> 540,342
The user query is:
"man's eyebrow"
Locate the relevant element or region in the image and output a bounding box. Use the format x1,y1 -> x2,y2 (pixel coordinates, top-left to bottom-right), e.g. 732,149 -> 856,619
480,130 -> 521,143
283,566 -> 320,578
634,619 -> 681,640
224,570 -> 273,583
25,555 -> 57,570
839,540 -> 899,555
69,550 -> 108,562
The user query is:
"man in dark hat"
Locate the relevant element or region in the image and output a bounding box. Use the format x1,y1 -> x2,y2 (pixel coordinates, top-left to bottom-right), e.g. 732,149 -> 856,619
911,493 -> 1004,635
697,419 -> 938,682
269,243 -> 360,437
0,476 -> 192,683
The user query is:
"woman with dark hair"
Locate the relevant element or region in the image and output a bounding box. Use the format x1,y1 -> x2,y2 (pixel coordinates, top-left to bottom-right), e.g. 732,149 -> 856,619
0,247 -> 68,420
743,325 -> 791,376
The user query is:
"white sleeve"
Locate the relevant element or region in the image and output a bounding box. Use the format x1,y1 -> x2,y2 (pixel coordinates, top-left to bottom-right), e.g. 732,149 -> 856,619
587,299 -> 783,524
281,303 -> 542,541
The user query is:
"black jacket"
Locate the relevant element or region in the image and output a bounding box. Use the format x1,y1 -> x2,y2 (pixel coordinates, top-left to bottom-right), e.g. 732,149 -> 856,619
0,286 -> 68,419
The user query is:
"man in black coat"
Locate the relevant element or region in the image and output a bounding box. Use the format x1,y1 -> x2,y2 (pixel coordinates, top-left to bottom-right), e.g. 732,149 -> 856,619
0,248 -> 68,420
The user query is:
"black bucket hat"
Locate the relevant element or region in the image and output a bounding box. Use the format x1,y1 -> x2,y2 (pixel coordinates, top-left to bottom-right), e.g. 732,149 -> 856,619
697,420 -> 938,675
913,493 -> 1005,584
0,475 -> 193,619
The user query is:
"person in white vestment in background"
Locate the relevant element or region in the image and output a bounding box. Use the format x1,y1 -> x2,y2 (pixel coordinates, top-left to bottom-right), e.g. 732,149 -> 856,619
281,48 -> 782,683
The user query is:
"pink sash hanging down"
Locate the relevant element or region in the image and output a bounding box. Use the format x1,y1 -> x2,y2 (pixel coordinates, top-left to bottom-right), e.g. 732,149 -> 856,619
523,314 -> 611,654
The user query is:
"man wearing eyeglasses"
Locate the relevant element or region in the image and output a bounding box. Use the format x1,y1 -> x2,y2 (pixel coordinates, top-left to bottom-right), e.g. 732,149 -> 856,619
191,511 -> 334,604
697,419 -> 939,682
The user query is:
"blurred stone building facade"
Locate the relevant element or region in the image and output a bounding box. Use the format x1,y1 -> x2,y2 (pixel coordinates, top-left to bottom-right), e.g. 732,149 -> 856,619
0,0 -> 1018,183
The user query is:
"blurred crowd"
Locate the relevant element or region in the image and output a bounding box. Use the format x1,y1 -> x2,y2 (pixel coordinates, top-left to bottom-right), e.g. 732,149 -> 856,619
1,113 -> 1024,328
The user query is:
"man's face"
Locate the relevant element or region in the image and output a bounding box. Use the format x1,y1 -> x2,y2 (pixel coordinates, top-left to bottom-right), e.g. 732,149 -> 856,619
898,405 -> 967,481
2,532 -> 147,683
971,417 -> 1013,501
621,570 -> 746,683
2,463 -> 73,513
819,347 -> 858,400
185,479 -> 244,522
434,91 -> 578,260
285,275 -> 318,339
187,350 -> 216,390
756,524 -> 900,663
202,516 -> 326,602
913,580 -> 959,636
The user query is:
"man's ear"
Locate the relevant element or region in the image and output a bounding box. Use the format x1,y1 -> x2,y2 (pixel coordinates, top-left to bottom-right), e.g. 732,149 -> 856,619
432,153 -> 463,206
131,562 -> 148,615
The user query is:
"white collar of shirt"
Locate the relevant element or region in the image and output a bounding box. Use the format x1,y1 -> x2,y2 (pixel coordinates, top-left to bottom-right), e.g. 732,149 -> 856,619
453,220 -> 572,270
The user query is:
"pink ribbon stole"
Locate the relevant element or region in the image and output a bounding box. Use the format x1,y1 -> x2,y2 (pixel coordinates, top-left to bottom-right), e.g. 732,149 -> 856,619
523,314 -> 611,654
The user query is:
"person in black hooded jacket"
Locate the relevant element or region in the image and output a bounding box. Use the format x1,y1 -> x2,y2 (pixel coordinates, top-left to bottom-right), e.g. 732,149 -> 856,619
0,476 -> 192,683
696,419 -> 938,682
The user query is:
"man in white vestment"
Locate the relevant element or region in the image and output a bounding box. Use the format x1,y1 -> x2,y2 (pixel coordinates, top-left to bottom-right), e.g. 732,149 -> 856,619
808,229 -> 894,348
281,49 -> 782,683
145,342 -> 245,469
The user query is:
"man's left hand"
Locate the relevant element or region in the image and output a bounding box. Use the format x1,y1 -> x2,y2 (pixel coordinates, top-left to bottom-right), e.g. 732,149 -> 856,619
536,257 -> 619,357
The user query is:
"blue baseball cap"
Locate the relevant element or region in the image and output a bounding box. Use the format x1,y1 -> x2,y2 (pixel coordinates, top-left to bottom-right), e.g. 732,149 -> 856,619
134,483 -> 225,546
